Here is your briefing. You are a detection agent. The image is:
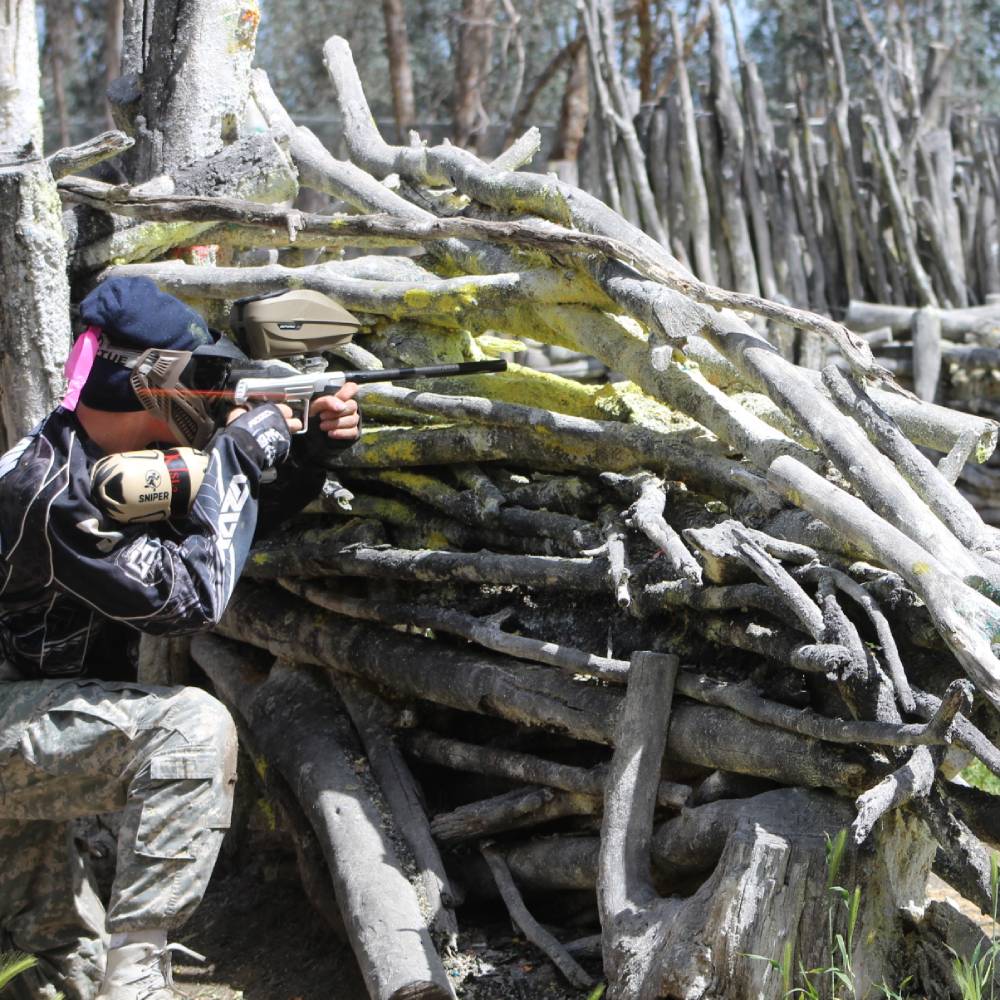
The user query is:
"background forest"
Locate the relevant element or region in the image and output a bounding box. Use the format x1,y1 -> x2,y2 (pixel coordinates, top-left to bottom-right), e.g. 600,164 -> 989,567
35,0 -> 1000,150
35,0 -> 1000,320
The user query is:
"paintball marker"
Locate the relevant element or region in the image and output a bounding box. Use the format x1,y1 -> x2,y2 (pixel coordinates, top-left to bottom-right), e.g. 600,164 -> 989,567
228,358 -> 507,434
226,288 -> 506,432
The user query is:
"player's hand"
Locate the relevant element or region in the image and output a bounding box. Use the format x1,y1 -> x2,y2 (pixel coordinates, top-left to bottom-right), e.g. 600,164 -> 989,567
309,382 -> 361,440
226,403 -> 303,435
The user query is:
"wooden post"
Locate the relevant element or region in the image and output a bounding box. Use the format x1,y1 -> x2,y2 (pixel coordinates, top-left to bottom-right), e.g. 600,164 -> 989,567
0,0 -> 72,451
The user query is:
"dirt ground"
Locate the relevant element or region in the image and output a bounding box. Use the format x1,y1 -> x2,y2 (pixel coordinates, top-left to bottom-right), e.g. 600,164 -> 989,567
167,843 -> 995,1000
170,842 -> 600,1000
172,852 -> 367,1000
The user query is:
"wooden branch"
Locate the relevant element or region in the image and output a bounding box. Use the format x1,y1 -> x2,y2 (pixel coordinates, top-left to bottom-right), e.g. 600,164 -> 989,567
602,471 -> 702,583
403,730 -> 691,808
247,539 -> 608,592
105,257 -> 596,321
845,300 -> 1000,338
731,527 -> 825,639
46,130 -> 134,180
65,163 -> 894,385
851,745 -> 939,844
355,468 -> 599,549
432,786 -> 598,843
797,562 -> 916,713
821,365 -> 996,555
768,455 -> 1000,713
278,579 -> 630,682
599,650 -> 680,994
191,635 -> 455,1000
916,788 -> 998,917
215,584 -> 875,792
346,385 -> 762,501
598,506 -> 632,608
333,677 -> 459,946
481,846 -> 594,989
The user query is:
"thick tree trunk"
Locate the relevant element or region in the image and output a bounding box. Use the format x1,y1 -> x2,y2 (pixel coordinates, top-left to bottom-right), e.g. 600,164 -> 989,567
0,0 -> 43,154
453,0 -> 495,151
381,0 -> 416,142
0,155 -> 72,449
111,0 -> 260,179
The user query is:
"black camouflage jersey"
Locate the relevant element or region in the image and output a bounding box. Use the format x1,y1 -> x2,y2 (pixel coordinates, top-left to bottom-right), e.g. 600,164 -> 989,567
0,404 -> 297,679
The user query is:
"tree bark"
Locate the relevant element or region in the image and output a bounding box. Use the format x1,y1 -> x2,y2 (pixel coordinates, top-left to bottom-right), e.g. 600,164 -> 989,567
453,0 -> 495,151
111,0 -> 260,180
381,0 -> 416,142
0,155 -> 72,449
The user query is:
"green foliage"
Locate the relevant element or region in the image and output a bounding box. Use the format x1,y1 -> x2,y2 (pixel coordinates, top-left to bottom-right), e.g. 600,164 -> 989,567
0,950 -> 64,998
963,760 -> 1000,797
0,952 -> 38,992
949,852 -> 999,1000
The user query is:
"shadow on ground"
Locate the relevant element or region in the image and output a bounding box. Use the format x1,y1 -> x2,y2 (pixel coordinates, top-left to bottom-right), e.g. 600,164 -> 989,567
172,858 -> 367,1000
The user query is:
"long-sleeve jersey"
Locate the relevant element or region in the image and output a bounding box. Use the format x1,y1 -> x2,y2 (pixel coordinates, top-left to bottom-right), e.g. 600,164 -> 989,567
0,405 -> 296,680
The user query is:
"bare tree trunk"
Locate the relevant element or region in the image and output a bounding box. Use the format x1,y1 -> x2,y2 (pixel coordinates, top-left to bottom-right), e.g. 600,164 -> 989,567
45,0 -> 72,148
453,0 -> 496,151
0,0 -> 44,154
0,0 -> 71,451
110,0 -> 261,179
104,0 -> 123,131
636,0 -> 654,104
669,9 -> 713,283
548,33 -> 589,170
382,0 -> 416,142
707,0 -> 758,295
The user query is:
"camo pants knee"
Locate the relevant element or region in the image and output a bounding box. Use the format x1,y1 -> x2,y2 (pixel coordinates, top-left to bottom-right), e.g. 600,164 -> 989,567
0,679 -> 238,1000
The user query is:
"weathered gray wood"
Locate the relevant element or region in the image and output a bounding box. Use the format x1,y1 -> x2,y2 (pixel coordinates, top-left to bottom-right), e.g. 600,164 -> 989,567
599,650 -> 680,998
214,584 -> 876,793
111,0 -> 259,180
194,636 -> 455,1000
334,678 -> 459,947
432,786 -> 597,843
0,0 -> 43,155
912,308 -> 944,404
667,10 -> 713,283
46,131 -> 134,180
481,846 -> 594,989
768,455 -> 1000,712
136,635 -> 192,686
0,154 -> 72,449
403,731 -> 691,808
707,0 -> 759,298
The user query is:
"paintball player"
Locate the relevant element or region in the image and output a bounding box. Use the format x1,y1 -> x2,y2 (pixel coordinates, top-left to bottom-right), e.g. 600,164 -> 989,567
0,276 -> 360,1000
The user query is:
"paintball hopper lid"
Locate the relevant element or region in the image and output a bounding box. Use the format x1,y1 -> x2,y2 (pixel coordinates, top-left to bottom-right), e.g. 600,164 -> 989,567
229,289 -> 362,359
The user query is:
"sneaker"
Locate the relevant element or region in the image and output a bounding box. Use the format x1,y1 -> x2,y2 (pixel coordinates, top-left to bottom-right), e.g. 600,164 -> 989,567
94,941 -> 203,1000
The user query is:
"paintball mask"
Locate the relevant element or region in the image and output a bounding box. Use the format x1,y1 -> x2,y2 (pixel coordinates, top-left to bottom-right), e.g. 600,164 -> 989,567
73,282 -> 364,449
77,335 -> 250,450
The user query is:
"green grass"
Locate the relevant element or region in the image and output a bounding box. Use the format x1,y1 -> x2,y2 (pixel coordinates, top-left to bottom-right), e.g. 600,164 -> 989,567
963,761 -> 1000,797
0,952 -> 65,998
748,831 -> 1000,1000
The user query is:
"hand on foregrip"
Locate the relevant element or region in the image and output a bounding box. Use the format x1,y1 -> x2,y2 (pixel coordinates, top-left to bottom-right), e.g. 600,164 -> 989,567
309,382 -> 361,441
223,404 -> 293,471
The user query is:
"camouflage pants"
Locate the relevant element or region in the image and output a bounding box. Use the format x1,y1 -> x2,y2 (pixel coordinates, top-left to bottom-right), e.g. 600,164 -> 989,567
0,679 -> 238,1000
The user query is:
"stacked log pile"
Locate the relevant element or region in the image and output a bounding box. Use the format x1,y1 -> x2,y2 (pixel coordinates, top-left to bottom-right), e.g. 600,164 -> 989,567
47,30 -> 1000,1000
839,298 -> 1000,531
592,0 -> 1000,323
